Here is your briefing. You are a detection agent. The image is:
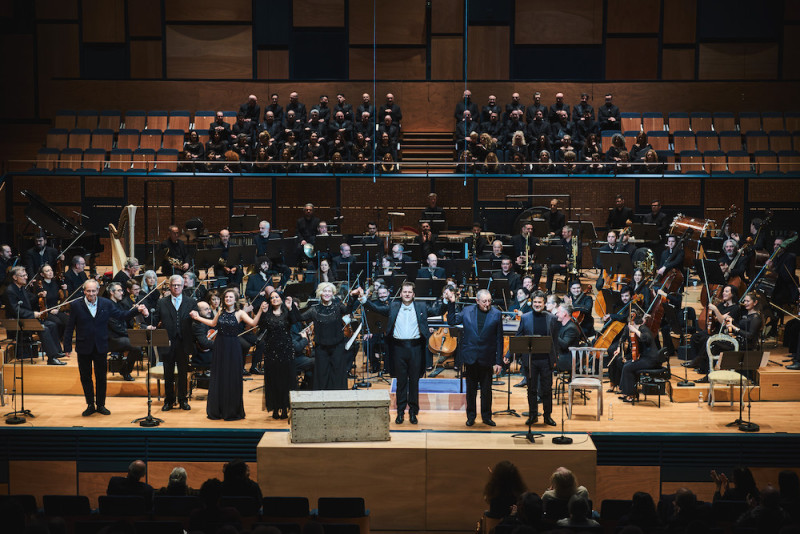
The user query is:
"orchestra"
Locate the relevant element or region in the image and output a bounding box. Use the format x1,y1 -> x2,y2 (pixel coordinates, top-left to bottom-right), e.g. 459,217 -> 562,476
4,191 -> 799,423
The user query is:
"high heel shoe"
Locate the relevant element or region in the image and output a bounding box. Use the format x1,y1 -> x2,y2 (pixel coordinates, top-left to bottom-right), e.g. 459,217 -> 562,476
272,410 -> 280,419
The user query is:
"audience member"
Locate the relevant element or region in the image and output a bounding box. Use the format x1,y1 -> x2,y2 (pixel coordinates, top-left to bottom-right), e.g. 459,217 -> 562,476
264,93 -> 284,123
221,458 -> 263,502
156,466 -> 197,496
239,94 -> 260,123
548,91 -> 570,122
712,466 -> 759,502
481,94 -> 502,123
189,478 -> 242,533
286,92 -> 307,123
455,89 -> 479,122
542,466 -> 590,520
599,92 -> 621,131
736,485 -> 790,532
107,460 -> 155,509
484,460 -> 527,519
556,494 -> 600,528
618,491 -> 662,531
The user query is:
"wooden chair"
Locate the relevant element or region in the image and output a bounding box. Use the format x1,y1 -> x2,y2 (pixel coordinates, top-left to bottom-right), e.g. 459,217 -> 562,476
695,131 -> 719,152
54,110 -> 76,129
620,112 -> 641,132
718,131 -> 743,152
60,148 -> 83,170
47,128 -> 69,149
156,149 -> 179,171
98,110 -> 122,132
162,130 -> 186,151
761,111 -> 785,132
36,148 -> 60,170
147,110 -> 169,131
566,347 -> 604,420
315,497 -> 370,534
133,148 -> 156,170
768,130 -> 792,152
690,112 -> 713,132
83,148 -> 107,172
75,110 -> 99,130
744,131 -> 769,153
679,150 -> 704,174
647,130 -> 669,151
785,112 -> 800,132
778,150 -> 800,173
91,129 -> 114,152
69,128 -> 92,150
169,111 -> 191,132
703,150 -> 727,174
713,112 -> 736,132
108,148 -> 133,171
642,112 -> 665,132
117,129 -> 140,151
738,112 -> 761,133
726,150 -> 751,173
754,150 -> 778,174
667,112 -> 690,133
125,110 -> 147,130
140,129 -> 163,151
672,131 -> 696,154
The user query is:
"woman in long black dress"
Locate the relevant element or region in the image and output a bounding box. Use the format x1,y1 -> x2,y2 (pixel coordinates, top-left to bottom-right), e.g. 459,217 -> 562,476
190,288 -> 262,421
259,291 -> 300,419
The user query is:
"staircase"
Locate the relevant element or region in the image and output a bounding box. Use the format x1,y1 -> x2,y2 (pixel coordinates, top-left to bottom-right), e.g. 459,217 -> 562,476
399,132 -> 456,174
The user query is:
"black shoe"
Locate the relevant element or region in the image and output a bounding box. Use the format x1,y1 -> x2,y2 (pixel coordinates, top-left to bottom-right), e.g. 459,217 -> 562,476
695,376 -> 709,383
96,406 -> 111,415
544,416 -> 557,426
122,374 -> 135,382
242,368 -> 251,376
82,405 -> 96,417
514,379 -> 528,388
466,418 -> 475,427
249,368 -> 264,375
483,419 -> 496,427
180,401 -> 191,410
395,413 -> 404,424
272,410 -> 280,419
681,361 -> 695,368
787,363 -> 800,370
48,358 -> 67,366
57,352 -> 67,358
409,413 -> 418,424
525,416 -> 538,425
162,402 -> 173,411
280,409 -> 288,420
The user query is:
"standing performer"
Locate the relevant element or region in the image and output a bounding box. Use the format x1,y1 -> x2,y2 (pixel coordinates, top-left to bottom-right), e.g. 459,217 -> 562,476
445,289 -> 503,427
509,290 -> 558,426
190,288 -> 262,421
256,291 -> 301,419
64,279 -> 148,416
152,275 -> 199,411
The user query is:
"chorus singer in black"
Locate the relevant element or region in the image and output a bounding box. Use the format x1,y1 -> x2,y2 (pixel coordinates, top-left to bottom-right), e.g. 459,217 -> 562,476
445,288 -> 503,427
64,279 -> 148,416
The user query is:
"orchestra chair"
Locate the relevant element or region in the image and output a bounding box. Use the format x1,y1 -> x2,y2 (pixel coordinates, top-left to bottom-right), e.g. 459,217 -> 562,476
706,335 -> 743,408
36,148 -> 60,171
566,347 -> 604,420
47,128 -> 69,150
0,494 -> 38,517
98,495 -> 148,517
778,150 -> 800,174
193,110 -> 215,131
140,129 -> 163,151
745,131 -> 769,154
726,150 -> 752,174
713,112 -> 736,132
754,150 -> 778,174
83,148 -> 107,172
59,148 -> 83,170
133,520 -> 184,534
76,110 -> 99,130
99,110 -> 122,132
147,110 -> 169,131
623,130 -> 638,150
646,130 -> 669,151
313,497 -> 369,534
54,109 -> 76,129
667,112 -> 690,133
719,130 -> 743,152
162,129 -> 186,151
642,112 -> 665,132
768,130 -> 792,152
695,130 -> 719,152
761,111 -> 785,131
153,495 -> 203,519
133,148 -> 157,170
156,149 -> 179,172
168,111 -> 191,132
690,112 -> 713,132
620,112 -> 641,132
672,131 -> 696,154
262,496 -> 310,526
109,148 -> 133,171
188,353 -> 211,399
633,348 -> 672,407
124,110 -> 147,131
117,129 -> 140,151
738,111 -> 762,133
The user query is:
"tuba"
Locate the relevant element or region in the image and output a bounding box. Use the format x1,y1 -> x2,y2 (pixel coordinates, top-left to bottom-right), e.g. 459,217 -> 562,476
108,205 -> 137,275
635,249 -> 656,278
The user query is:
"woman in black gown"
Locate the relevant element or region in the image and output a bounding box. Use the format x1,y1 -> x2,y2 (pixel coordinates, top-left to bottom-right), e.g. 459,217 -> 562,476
190,288 -> 262,421
259,291 -> 300,419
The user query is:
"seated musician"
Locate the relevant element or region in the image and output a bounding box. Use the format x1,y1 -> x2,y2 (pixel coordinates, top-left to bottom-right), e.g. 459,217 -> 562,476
415,221 -> 438,259
719,239 -> 747,281
140,270 -> 161,315
656,235 -> 685,356
767,237 -> 799,307
468,222 -> 488,258
482,240 -> 508,267
618,321 -> 660,403
182,272 -> 207,302
113,257 -> 140,287
595,230 -> 629,290
106,282 -> 141,382
305,258 -> 337,289
245,256 -> 277,310
605,286 -> 635,393
555,304 -> 582,372
160,225 -> 191,275
64,255 -> 89,298
4,266 -> 66,365
494,258 -> 522,302
0,244 -> 17,287
23,232 -> 62,279
378,255 -> 397,278
332,243 -> 356,272
606,194 -> 634,231
391,244 -> 412,264
291,322 -> 315,388
546,225 -> 581,293
544,198 -> 566,237
417,253 -> 445,280
564,280 -> 595,338
423,193 -> 446,225
631,269 -> 652,308
512,222 -> 542,289
191,301 -> 215,368
34,263 -> 68,337
214,229 -> 243,290
683,283 -> 741,382
510,287 -> 532,315
363,221 -> 385,257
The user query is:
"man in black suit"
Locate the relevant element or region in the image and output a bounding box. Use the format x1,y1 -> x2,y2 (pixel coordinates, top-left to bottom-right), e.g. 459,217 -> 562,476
642,199 -> 670,242
296,203 -> 320,250
214,229 -> 243,290
23,233 -> 61,279
607,194 -> 635,232
508,290 -> 559,426
208,111 -> 233,143
286,91 -> 307,123
106,282 -> 143,382
445,289 -> 503,426
554,303 -> 583,372
0,243 -> 17,287
152,275 -> 199,411
544,198 -> 566,237
468,222 -> 489,259
512,222 -> 542,289
417,254 -> 446,280
107,460 -> 155,510
112,257 -> 140,287
4,266 -> 66,365
160,225 -> 191,275
656,235 -> 685,356
64,279 -> 147,415
64,255 -> 89,298
358,282 -> 442,424
495,258 -> 522,301
598,93 -> 621,131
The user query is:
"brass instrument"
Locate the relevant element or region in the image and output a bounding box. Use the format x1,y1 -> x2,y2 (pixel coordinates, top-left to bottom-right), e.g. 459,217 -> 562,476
164,249 -> 183,269
523,236 -> 532,276
569,237 -> 579,277
303,243 -> 315,259
635,249 -> 656,278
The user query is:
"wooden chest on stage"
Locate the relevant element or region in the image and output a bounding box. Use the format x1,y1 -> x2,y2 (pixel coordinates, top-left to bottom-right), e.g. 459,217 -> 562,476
289,390 -> 390,443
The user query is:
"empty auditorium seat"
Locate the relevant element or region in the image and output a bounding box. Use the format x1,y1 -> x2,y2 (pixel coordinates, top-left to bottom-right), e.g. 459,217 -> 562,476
68,128 -> 92,150
54,110 -> 76,129
695,130 -> 719,152
314,497 -> 369,533
133,520 -> 184,534
125,110 -> 147,130
219,496 -> 260,517
667,112 -> 689,132
117,129 -> 141,151
744,130 -> 769,153
140,129 -> 163,150
768,130 -> 792,152
726,150 -> 751,173
672,131 -> 696,153
778,150 -> 800,173
47,128 -> 69,149
718,130 -> 743,152
690,112 -> 713,132
76,110 -> 99,130
786,112 -> 800,132
169,110 -> 191,132
162,129 -> 186,151
156,149 -> 179,171
646,130 -> 669,151
223,111 -> 237,120
738,112 -> 761,133
194,110 -> 215,130
109,148 -> 133,170
703,150 -> 727,174
620,112 -> 641,132
679,150 -> 704,174
83,148 -> 107,172
43,494 -> 91,516
761,111 -> 785,131
0,494 -> 38,516
147,110 -> 169,131
794,131 -> 800,151
91,128 -> 114,151
623,130 -> 638,150
152,495 -> 203,517
713,112 -> 736,132
99,110 -> 122,132
98,495 -> 148,516
133,148 -> 156,169
754,150 -> 778,174
642,112 -> 665,132
60,148 -> 83,170
36,148 -> 60,170
656,150 -> 678,172
262,496 -> 310,522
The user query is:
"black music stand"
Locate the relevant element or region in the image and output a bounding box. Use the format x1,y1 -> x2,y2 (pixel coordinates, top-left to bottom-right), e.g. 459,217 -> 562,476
530,219 -> 550,238
314,235 -> 345,257
365,310 -> 391,383
508,336 -> 550,443
700,237 -> 724,258
3,318 -> 43,424
284,281 -> 315,304
414,278 -> 447,298
631,223 -> 660,243
694,259 -> 725,287
445,258 -> 474,284
229,214 -> 258,232
129,328 -> 169,427
719,350 -> 765,432
569,220 -> 597,241
599,251 -> 634,281
479,278 -> 510,302
536,245 -> 567,266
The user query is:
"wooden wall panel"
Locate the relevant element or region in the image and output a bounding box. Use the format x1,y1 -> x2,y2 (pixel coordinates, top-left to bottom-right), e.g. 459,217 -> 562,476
78,471 -> 124,508
131,41 -> 163,79
9,461 -> 76,500
82,0 -> 125,43
663,0 -> 697,43
14,175 -> 82,202
784,28 -> 800,80
166,25 -> 252,79
704,180 -> 745,234
749,179 -> 800,203
432,0 -> 464,34
0,34 -> 36,119
515,0 -> 602,45
37,24 -> 80,81
751,467 -> 800,491
606,38 -> 659,80
233,177 -> 272,200
257,50 -> 289,80
607,0 -> 660,34
165,0 -> 251,21
275,178 -> 337,231
477,178 -> 526,202
148,461 -> 228,493
86,175 -> 124,197
534,178 -> 636,228
128,0 -> 162,37
349,48 -> 426,80
640,179 -> 701,206
293,0 -> 345,27
699,44 -> 780,81
662,49 -> 696,81
35,0 -> 77,20
595,465 -> 661,506
433,178 -> 474,228
431,37 -> 462,80
467,26 -> 509,80
349,0 -> 426,45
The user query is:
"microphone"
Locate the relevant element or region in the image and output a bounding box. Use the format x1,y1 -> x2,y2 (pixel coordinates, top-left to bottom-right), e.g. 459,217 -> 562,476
388,212 -> 405,216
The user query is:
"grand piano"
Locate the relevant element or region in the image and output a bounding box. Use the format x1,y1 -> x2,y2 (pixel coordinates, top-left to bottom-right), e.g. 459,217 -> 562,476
20,189 -> 105,269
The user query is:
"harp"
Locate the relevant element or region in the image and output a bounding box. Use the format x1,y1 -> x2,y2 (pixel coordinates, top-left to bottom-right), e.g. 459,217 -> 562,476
108,205 -> 137,274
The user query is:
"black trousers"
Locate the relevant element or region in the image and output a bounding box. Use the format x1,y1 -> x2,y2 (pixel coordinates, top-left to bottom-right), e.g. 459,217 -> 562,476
527,357 -> 553,417
620,356 -> 660,396
163,346 -> 190,403
315,342 -> 348,390
464,362 -> 494,421
78,348 -> 107,406
39,318 -> 62,360
393,338 -> 424,415
108,336 -> 141,374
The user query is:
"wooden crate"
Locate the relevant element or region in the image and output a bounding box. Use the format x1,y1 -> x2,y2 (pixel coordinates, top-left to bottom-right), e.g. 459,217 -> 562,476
290,390 -> 390,443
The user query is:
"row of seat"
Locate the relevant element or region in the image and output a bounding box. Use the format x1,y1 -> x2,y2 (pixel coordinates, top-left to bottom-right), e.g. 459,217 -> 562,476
620,110 -> 800,134
53,110 -> 232,133
606,129 -> 800,154
46,128 -> 189,152
36,147 -> 179,172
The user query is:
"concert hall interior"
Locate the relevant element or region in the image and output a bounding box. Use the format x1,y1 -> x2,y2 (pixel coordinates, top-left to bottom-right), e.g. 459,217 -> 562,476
1,1 -> 800,533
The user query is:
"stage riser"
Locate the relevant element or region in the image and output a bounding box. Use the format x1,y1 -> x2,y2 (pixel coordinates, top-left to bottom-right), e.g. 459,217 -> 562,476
671,385 -> 760,403
3,362 -> 167,397
758,368 -> 800,401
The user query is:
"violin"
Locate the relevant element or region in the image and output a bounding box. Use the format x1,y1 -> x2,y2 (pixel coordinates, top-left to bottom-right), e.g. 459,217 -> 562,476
37,279 -> 49,320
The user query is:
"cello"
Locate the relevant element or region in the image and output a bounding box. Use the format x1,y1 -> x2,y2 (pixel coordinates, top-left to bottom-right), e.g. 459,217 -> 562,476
593,293 -> 643,350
